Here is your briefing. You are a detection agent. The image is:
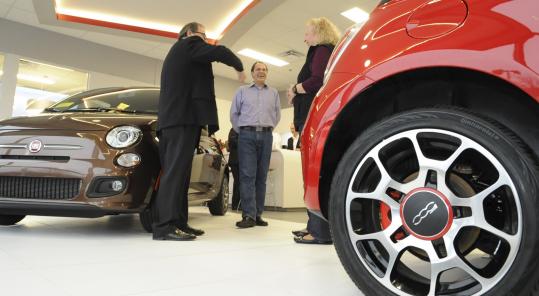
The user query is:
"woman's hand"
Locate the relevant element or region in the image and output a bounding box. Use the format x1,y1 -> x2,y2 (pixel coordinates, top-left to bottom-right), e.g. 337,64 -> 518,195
287,86 -> 296,105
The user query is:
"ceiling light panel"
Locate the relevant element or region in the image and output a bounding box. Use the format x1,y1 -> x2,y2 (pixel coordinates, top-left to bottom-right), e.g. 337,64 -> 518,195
54,0 -> 258,40
340,7 -> 369,24
238,48 -> 289,67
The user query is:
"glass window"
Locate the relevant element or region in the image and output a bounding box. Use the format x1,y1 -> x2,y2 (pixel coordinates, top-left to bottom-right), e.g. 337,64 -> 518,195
0,54 -> 4,85
12,59 -> 88,117
48,88 -> 159,114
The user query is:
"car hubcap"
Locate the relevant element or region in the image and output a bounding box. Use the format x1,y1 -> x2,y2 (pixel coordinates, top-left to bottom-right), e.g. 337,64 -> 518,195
345,129 -> 521,295
401,187 -> 453,241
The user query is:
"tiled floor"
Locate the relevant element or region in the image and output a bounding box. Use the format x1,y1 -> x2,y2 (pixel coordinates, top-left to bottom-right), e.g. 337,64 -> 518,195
0,207 -> 363,296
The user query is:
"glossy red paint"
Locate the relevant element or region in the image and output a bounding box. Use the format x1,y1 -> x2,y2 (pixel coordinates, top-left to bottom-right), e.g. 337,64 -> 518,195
302,0 -> 539,212
405,0 -> 468,39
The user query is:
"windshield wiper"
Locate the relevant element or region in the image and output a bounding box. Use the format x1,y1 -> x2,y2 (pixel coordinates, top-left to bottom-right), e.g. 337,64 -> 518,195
43,107 -> 62,112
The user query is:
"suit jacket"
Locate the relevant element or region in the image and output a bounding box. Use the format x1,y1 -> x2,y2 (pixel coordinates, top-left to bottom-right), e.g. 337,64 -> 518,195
287,136 -> 299,150
158,36 -> 243,132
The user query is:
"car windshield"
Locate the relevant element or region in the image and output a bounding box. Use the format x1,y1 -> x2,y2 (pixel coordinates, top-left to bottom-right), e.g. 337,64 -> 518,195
46,88 -> 159,114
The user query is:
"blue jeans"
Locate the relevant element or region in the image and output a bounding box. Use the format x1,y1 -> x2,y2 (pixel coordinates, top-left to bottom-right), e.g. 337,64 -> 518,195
238,130 -> 273,219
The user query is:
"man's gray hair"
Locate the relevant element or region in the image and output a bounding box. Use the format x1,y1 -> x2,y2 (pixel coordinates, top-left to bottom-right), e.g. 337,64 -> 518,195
179,22 -> 202,39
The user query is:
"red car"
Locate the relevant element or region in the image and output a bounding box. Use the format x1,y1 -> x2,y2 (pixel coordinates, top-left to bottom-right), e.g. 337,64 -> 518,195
302,0 -> 539,295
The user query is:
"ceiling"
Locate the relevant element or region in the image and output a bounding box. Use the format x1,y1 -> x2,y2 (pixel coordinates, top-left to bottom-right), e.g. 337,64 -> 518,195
0,0 -> 380,91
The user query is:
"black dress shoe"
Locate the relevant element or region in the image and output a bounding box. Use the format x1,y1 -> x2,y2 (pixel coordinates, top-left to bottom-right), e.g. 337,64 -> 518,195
181,225 -> 205,236
236,216 -> 256,228
153,228 -> 196,241
292,229 -> 309,237
293,234 -> 332,245
255,217 -> 268,226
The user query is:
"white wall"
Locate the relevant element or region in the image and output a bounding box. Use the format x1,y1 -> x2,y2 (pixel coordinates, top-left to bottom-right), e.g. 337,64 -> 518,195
0,19 -> 162,85
88,72 -> 155,89
214,98 -> 233,141
274,107 -> 294,134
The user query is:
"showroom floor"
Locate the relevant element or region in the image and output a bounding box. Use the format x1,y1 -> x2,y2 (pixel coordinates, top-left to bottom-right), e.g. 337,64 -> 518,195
0,207 -> 363,296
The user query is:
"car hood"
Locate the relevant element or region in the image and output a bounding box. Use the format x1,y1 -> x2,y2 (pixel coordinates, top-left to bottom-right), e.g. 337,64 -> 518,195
0,112 -> 157,131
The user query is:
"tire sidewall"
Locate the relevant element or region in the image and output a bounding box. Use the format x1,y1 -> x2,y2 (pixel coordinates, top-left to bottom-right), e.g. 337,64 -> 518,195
330,108 -> 538,296
209,174 -> 229,215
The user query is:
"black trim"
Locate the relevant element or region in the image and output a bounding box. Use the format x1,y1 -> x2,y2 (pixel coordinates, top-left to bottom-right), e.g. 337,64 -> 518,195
0,155 -> 70,162
87,176 -> 128,198
0,200 -> 114,218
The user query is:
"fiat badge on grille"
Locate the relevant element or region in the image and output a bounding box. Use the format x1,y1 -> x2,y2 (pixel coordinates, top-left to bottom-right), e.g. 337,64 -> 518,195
28,140 -> 43,153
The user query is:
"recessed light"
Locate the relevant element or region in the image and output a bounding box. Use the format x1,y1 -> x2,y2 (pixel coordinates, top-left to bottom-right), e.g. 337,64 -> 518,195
238,49 -> 289,67
17,74 -> 55,85
341,7 -> 369,24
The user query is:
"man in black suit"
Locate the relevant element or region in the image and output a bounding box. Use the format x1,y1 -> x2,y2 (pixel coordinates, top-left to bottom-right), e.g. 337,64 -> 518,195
153,22 -> 246,241
287,123 -> 300,150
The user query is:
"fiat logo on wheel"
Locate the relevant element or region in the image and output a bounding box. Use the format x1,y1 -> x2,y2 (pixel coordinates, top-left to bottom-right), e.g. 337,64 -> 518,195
28,140 -> 43,153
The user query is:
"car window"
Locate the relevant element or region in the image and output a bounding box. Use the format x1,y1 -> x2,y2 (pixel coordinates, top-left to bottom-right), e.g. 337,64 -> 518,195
48,89 -> 159,113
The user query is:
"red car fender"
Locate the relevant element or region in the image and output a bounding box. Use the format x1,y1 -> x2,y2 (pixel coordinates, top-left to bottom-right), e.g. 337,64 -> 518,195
301,0 -> 539,212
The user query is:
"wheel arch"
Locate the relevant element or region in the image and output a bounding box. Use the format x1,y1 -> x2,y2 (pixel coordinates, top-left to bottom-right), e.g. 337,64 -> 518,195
318,67 -> 539,217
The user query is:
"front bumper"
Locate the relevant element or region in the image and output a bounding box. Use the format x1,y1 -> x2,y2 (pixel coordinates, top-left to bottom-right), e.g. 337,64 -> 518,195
0,199 -> 138,218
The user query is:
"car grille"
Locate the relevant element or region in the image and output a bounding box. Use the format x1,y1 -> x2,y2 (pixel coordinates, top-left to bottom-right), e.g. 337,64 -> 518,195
0,155 -> 70,162
0,176 -> 81,200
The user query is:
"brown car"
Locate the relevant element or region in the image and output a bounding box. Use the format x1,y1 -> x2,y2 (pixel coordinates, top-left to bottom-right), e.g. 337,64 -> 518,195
0,87 -> 229,232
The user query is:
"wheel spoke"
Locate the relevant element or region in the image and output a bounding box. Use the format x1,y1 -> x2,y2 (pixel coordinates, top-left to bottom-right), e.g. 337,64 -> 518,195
354,156 -> 401,209
470,175 -> 511,205
452,216 -> 474,230
348,190 -> 400,209
476,215 -> 518,245
428,263 -> 444,296
350,220 -> 402,246
390,168 -> 428,195
383,248 -> 400,282
449,255 -> 494,289
349,231 -> 384,243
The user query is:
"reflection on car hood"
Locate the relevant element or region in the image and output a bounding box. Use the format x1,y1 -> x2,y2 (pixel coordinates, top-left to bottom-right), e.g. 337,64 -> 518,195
0,113 -> 157,131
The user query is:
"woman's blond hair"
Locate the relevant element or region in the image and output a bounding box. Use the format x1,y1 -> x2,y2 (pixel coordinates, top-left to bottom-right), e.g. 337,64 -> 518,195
307,17 -> 341,46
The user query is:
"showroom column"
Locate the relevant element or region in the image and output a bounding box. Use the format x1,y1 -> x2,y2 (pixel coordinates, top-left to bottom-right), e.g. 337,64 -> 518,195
0,54 -> 19,120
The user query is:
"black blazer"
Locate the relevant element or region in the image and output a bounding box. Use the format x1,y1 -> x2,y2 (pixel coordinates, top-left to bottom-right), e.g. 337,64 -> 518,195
287,136 -> 299,150
158,36 -> 243,132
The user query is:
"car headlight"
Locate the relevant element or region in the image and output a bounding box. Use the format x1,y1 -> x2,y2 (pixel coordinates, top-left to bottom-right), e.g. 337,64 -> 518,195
116,153 -> 141,168
106,126 -> 141,148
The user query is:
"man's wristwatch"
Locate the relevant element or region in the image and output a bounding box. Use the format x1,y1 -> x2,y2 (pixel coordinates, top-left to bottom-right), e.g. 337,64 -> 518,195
292,84 -> 298,94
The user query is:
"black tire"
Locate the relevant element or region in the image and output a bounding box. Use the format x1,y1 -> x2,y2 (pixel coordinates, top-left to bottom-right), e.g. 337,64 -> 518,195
208,173 -> 229,216
0,215 -> 25,226
330,108 -> 539,296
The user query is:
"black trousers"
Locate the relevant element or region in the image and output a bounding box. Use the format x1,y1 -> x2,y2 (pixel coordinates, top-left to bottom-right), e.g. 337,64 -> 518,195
230,163 -> 241,210
307,211 -> 332,241
153,125 -> 201,235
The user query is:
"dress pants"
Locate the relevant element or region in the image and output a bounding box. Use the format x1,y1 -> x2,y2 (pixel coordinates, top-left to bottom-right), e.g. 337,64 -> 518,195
307,211 -> 332,241
230,163 -> 241,210
153,125 -> 201,236
296,123 -> 330,241
238,129 -> 273,219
